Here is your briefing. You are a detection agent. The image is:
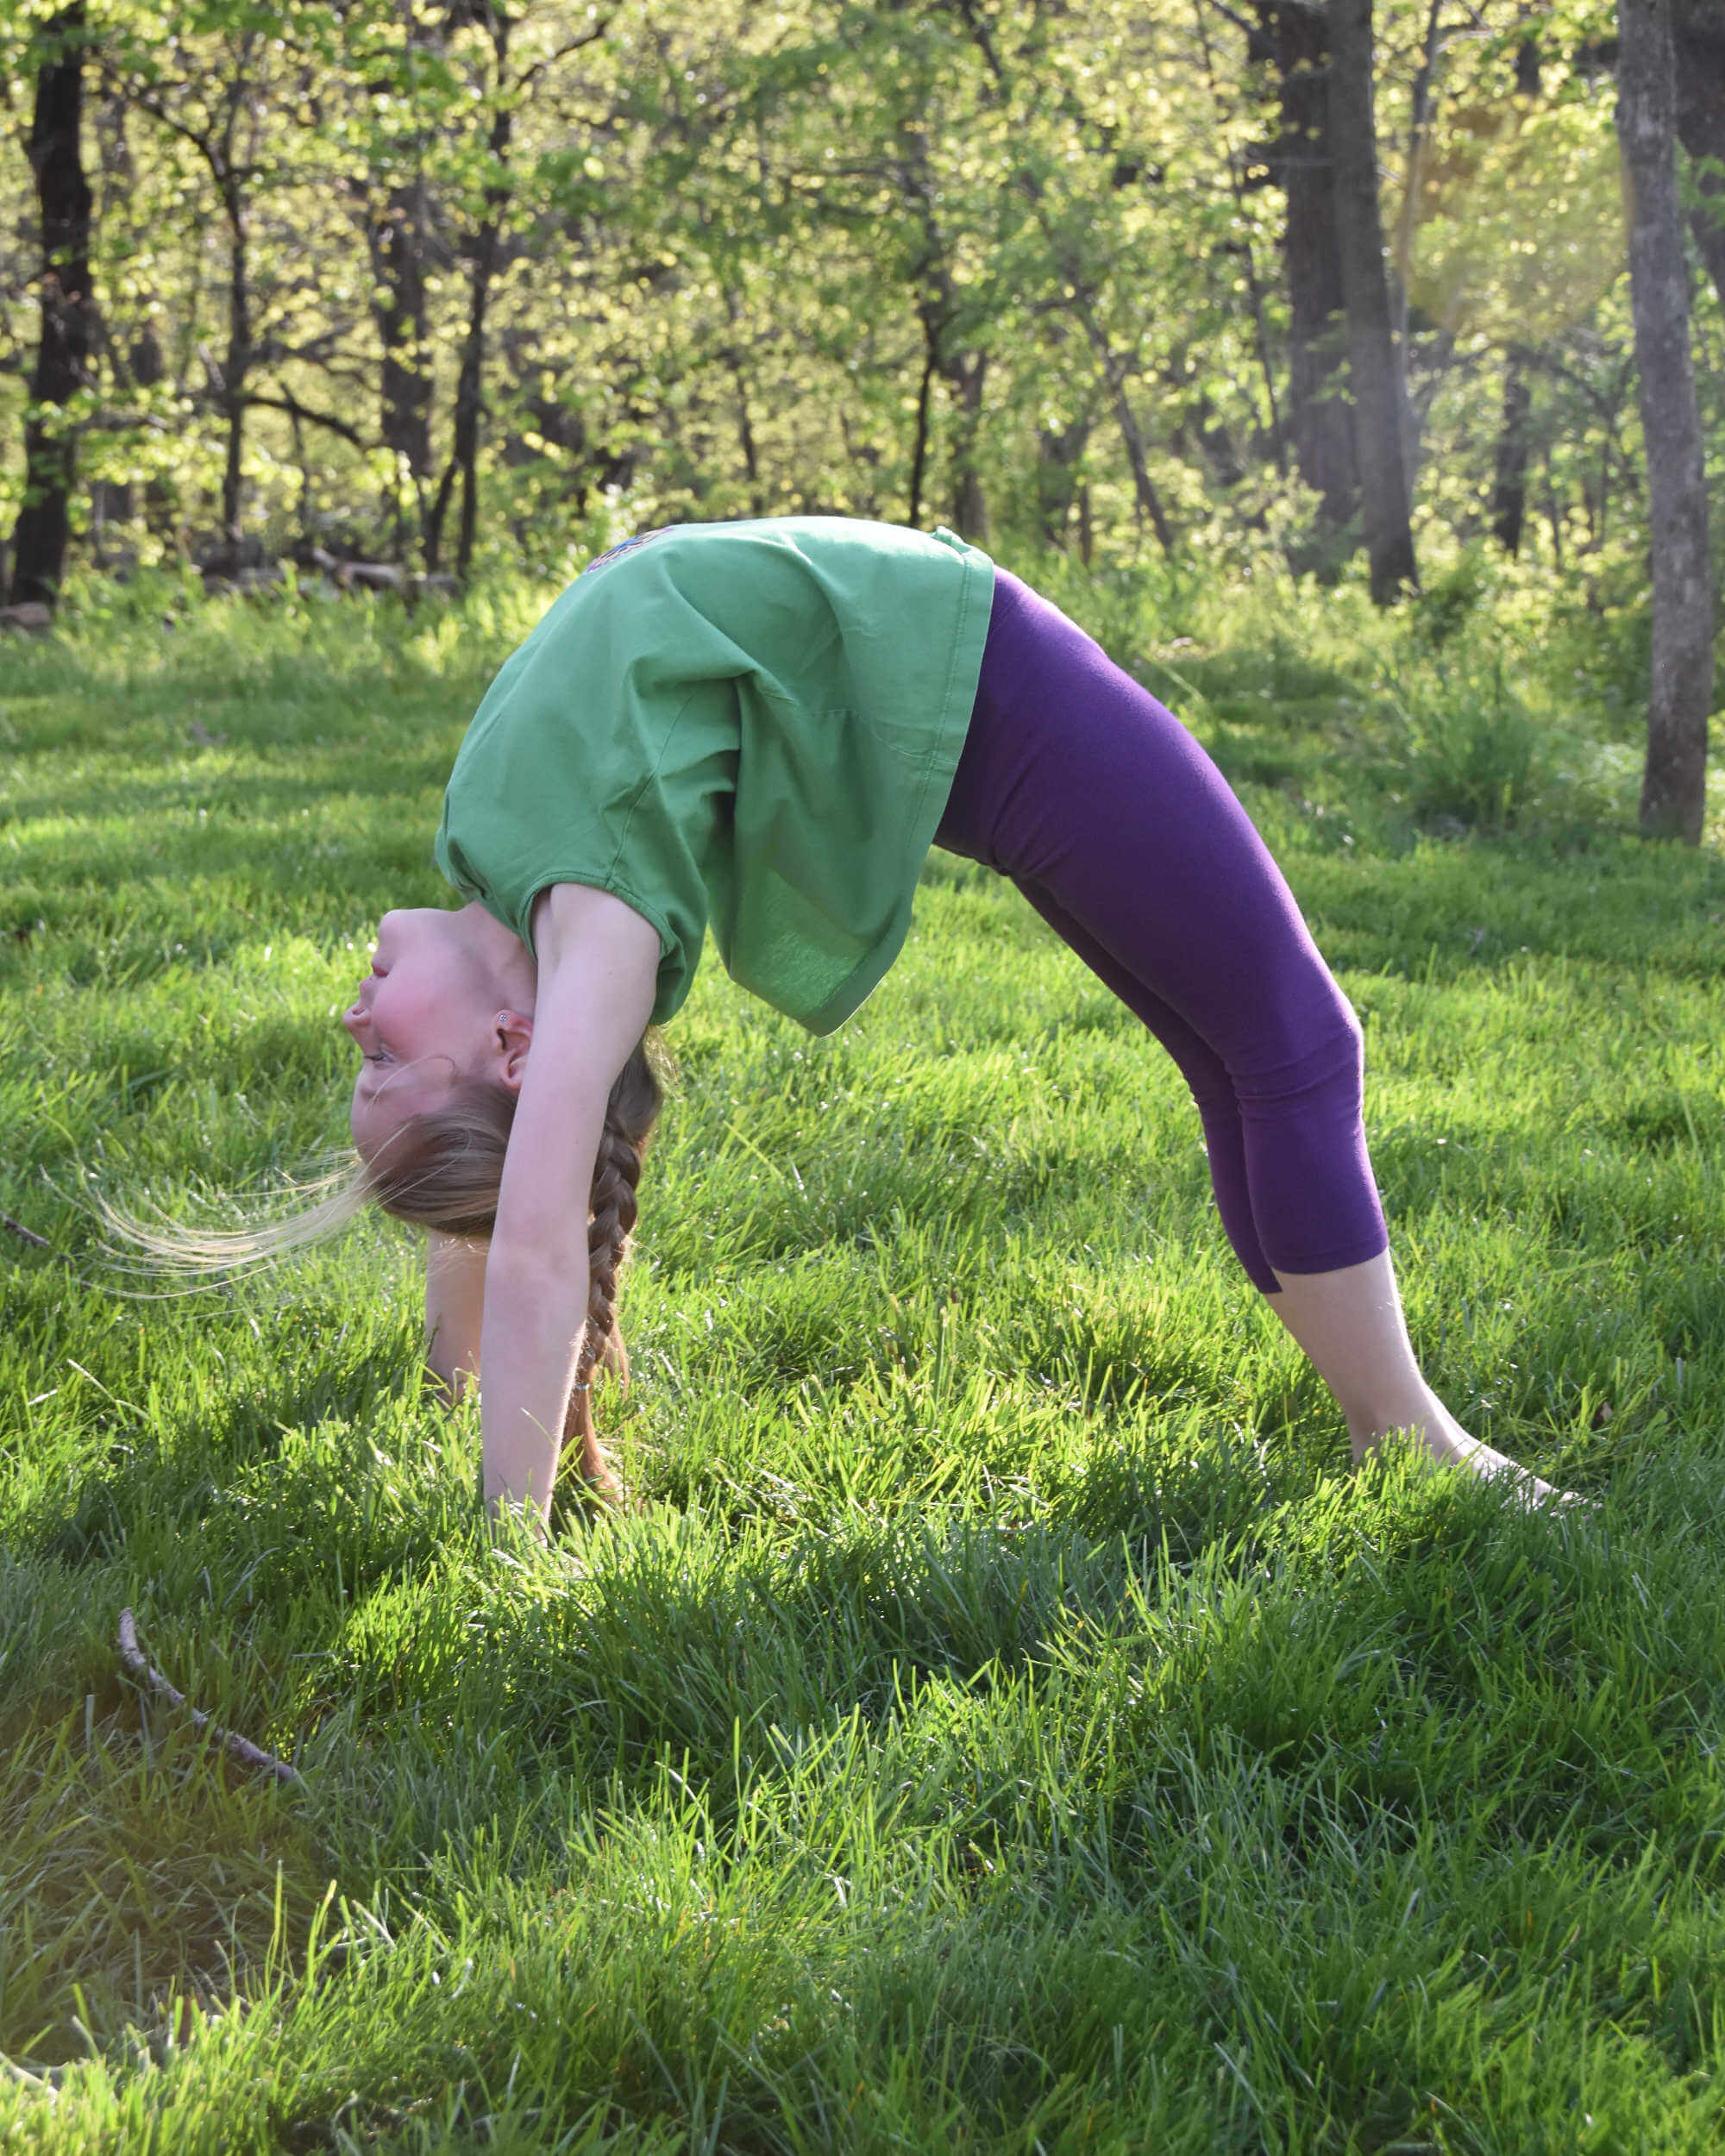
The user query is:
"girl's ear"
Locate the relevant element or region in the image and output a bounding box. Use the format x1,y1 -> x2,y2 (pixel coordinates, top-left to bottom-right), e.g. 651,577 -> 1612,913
494,1010 -> 534,1092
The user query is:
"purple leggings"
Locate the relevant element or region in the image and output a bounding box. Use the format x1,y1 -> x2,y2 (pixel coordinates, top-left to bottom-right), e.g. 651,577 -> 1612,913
933,568 -> 1388,1294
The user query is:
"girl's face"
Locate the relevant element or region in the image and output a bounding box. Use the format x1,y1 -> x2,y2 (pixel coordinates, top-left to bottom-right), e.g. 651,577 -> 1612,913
342,904 -> 535,1158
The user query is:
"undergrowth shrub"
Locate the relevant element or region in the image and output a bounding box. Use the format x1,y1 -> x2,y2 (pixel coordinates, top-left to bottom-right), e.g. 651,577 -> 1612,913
1384,655 -> 1552,830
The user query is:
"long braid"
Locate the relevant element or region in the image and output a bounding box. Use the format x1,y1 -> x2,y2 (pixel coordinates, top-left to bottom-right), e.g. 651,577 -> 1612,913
561,1040 -> 663,1500
582,1113 -> 644,1376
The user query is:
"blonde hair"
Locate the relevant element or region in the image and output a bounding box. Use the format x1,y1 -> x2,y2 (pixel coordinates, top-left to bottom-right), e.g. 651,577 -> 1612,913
113,1036 -> 668,1502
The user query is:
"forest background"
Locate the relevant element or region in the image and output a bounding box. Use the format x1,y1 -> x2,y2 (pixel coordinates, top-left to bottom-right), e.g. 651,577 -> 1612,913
3,0 -> 1722,752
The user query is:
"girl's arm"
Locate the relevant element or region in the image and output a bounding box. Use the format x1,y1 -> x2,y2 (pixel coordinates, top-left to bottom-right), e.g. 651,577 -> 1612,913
424,1230 -> 488,1402
480,882 -> 662,1525
423,1230 -> 630,1407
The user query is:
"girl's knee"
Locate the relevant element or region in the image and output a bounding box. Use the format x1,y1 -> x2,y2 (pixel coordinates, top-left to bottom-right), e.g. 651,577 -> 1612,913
1238,987 -> 1364,1113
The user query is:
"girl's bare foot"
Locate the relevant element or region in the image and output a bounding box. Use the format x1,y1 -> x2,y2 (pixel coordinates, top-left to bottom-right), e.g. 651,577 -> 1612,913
1268,1256 -> 1584,1511
1354,1405 -> 1579,1510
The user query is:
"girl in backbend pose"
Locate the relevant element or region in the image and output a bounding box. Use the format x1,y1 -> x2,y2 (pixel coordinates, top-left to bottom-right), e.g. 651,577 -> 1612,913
313,517 -> 1554,1521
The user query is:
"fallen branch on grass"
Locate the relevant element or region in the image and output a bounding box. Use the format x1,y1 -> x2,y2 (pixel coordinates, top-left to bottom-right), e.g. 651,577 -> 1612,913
3,1211 -> 50,1249
116,1608 -> 302,1786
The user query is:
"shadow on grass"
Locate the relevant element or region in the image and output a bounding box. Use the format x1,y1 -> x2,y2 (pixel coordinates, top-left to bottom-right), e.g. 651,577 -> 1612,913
0,1695 -> 336,2069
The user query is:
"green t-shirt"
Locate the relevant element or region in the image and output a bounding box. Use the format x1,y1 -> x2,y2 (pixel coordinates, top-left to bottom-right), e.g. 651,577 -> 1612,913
434,517 -> 994,1035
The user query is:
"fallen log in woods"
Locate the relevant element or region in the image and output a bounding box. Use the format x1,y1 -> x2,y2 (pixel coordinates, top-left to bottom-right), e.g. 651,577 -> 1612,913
198,548 -> 459,601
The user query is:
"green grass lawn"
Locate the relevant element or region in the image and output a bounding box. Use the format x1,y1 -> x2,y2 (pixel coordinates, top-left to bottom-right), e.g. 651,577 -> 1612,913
3,572 -> 1725,2153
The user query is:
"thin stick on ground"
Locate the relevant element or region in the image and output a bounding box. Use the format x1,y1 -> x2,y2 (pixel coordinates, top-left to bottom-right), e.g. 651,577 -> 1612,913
3,1210 -> 50,1249
116,1608 -> 302,1786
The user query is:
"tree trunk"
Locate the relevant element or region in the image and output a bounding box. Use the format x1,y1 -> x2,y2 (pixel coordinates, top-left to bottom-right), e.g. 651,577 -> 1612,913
1619,0 -> 1714,841
367,1 -> 451,558
220,190 -> 252,550
1106,375 -> 1177,556
1036,411 -> 1093,548
1026,205 -> 1176,554
945,352 -> 988,542
906,345 -> 935,527
427,80 -> 512,583
910,295 -> 989,543
723,285 -> 763,514
425,229 -> 496,581
1390,0 -> 1446,479
1327,0 -> 1418,601
374,177 -> 435,483
452,217 -> 498,583
1490,350 -> 1532,555
1260,0 -> 1358,570
1672,0 -> 1725,317
1192,0 -> 1287,473
10,5 -> 96,609
899,122 -> 988,542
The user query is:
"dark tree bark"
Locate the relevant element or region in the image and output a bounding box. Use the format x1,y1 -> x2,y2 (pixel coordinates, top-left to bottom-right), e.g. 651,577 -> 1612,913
219,181 -> 253,550
453,169 -> 505,584
1035,411 -> 1093,548
424,6 -> 512,586
906,345 -> 936,528
888,111 -> 992,541
1494,26 -> 1545,557
1389,0 -> 1447,479
721,286 -> 764,515
1327,0 -> 1418,601
1672,0 -> 1725,317
134,36 -> 265,564
423,6 -> 610,580
373,177 -> 435,486
901,140 -> 990,541
1618,0 -> 1714,841
1514,29 -> 1544,101
86,90 -> 149,555
1101,367 -> 1176,555
365,0 -> 466,557
1258,0 -> 1358,569
912,291 -> 988,540
1490,350 -> 1532,555
944,351 -> 988,542
1193,0 -> 1287,474
907,299 -> 989,540
423,88 -> 511,583
1020,199 -> 1176,554
10,6 -> 96,609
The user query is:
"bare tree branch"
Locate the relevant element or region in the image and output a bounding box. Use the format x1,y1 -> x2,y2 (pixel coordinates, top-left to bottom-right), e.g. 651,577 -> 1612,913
1201,0 -> 1261,42
117,1608 -> 301,1786
512,12 -> 617,97
946,0 -> 1007,88
248,392 -> 369,449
